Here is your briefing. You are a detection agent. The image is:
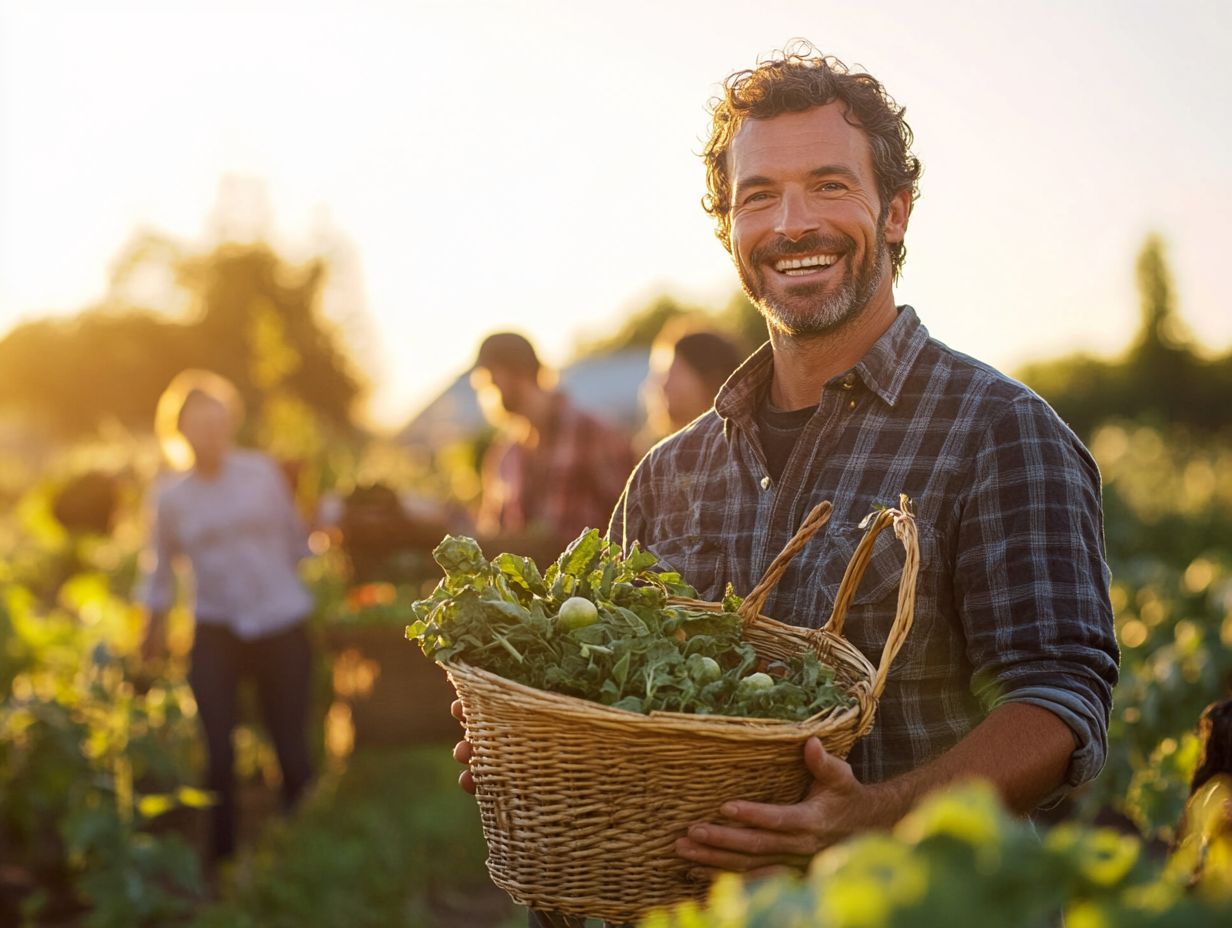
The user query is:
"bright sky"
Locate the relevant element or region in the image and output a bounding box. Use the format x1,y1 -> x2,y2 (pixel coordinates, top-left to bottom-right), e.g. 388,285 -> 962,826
2,0 -> 1229,430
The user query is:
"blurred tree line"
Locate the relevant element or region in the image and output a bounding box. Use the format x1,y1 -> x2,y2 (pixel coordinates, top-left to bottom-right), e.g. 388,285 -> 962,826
572,291 -> 768,360
3,228 -> 1226,450
0,232 -> 364,442
1018,235 -> 1232,439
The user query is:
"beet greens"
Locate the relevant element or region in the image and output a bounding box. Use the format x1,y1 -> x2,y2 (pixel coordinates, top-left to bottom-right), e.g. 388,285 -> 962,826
406,530 -> 852,721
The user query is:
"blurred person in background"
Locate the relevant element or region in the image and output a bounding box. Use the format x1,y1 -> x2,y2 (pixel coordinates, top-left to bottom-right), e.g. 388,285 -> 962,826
471,331 -> 636,565
1171,699 -> 1232,890
641,320 -> 746,446
137,370 -> 315,864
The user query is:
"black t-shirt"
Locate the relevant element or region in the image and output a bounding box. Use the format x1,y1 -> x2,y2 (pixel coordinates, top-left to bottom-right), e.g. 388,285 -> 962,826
756,398 -> 817,481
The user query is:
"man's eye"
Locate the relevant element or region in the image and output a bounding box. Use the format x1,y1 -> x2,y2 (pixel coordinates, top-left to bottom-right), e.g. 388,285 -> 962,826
742,191 -> 771,205
818,182 -> 846,193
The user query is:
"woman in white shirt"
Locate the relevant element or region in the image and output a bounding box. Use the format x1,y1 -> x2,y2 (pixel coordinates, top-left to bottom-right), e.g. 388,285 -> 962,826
138,370 -> 314,862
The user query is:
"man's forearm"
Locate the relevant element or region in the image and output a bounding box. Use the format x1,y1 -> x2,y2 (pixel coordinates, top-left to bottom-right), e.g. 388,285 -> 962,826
866,702 -> 1077,826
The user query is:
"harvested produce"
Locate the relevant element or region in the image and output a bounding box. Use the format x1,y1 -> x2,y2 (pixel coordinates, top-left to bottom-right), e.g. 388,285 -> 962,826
406,529 -> 853,722
556,595 -> 599,630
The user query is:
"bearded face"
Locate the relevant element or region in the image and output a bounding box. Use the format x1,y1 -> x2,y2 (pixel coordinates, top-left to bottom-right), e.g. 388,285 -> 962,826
726,105 -> 904,339
736,217 -> 889,337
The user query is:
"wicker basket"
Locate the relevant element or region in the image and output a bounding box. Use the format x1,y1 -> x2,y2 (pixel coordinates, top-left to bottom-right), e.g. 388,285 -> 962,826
445,498 -> 920,923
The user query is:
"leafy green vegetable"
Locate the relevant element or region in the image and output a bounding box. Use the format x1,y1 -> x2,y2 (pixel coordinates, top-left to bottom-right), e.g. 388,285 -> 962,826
405,530 -> 853,722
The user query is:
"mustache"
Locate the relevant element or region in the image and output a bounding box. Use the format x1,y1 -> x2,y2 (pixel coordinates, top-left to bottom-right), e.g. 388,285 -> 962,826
750,233 -> 853,266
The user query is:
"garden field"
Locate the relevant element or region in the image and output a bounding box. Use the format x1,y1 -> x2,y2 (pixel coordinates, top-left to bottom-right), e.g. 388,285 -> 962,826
1,417 -> 1229,926
2,389 -> 1232,926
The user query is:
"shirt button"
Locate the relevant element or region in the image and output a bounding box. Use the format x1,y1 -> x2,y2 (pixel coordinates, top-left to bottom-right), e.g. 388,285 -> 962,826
760,475 -> 771,490
840,374 -> 856,390
848,399 -> 857,410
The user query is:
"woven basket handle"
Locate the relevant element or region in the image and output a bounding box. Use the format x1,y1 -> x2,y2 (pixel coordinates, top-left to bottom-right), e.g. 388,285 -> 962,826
737,500 -> 833,626
822,496 -> 920,699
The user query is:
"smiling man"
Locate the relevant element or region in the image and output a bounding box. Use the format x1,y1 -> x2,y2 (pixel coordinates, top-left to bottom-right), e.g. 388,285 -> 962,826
455,44 -> 1120,927
606,45 -> 1120,881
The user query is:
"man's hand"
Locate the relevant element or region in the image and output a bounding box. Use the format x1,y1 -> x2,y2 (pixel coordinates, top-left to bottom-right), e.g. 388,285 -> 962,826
451,699 -> 476,794
675,737 -> 892,878
676,703 -> 1076,879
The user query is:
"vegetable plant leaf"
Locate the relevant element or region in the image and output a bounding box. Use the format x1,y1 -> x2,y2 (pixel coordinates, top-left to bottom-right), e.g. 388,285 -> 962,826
407,529 -> 854,723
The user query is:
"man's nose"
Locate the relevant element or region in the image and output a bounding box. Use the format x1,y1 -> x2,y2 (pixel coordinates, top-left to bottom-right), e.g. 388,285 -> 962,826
773,189 -> 819,242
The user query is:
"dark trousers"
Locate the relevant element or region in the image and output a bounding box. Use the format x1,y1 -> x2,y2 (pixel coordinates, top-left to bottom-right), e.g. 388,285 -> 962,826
189,621 -> 314,861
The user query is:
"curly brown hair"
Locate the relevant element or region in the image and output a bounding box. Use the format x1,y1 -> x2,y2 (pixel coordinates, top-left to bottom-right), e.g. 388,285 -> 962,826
702,42 -> 922,280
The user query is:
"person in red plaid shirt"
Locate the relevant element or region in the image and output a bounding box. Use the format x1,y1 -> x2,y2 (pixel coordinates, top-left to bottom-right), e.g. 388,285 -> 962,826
471,331 -> 635,566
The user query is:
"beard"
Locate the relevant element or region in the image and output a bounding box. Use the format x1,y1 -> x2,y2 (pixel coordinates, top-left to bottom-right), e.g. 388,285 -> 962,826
737,218 -> 890,338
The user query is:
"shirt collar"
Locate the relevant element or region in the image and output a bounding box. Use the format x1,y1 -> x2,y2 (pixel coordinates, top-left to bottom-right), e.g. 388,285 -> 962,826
852,305 -> 929,408
714,306 -> 929,434
715,340 -> 774,438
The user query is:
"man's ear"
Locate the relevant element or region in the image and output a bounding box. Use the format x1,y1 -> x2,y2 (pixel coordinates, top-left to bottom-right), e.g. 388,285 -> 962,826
883,188 -> 912,245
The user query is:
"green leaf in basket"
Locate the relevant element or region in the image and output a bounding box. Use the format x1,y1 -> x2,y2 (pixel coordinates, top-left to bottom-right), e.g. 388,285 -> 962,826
612,651 -> 632,688
799,650 -> 821,689
654,570 -> 699,599
433,535 -> 489,584
555,528 -> 605,581
611,582 -> 666,614
490,630 -> 525,663
611,695 -> 645,714
493,552 -> 544,599
405,528 -> 855,722
481,598 -> 532,624
622,543 -> 659,573
610,605 -> 651,636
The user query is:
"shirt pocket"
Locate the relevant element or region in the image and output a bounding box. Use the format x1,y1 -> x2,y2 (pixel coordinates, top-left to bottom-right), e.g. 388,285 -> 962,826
807,520 -> 934,679
647,535 -> 729,602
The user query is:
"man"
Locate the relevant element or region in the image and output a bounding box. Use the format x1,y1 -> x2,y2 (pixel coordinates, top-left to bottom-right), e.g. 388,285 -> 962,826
455,44 -> 1119,921
607,46 -> 1119,876
470,330 -> 635,565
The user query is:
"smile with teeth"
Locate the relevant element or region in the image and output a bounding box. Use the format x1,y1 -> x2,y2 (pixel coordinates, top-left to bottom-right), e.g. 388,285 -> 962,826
774,253 -> 840,276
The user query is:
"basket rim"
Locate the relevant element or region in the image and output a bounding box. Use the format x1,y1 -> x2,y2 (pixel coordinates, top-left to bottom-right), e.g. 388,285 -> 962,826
443,611 -> 879,744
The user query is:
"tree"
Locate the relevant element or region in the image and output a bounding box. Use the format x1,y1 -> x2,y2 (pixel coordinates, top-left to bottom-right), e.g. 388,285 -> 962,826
0,233 -> 366,441
1120,235 -> 1204,428
571,294 -> 703,360
0,310 -> 194,436
1016,234 -> 1231,438
571,290 -> 765,362
715,290 -> 769,352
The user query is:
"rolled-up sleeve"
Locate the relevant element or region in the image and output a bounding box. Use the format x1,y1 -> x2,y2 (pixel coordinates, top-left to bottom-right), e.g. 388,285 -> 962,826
955,395 -> 1120,789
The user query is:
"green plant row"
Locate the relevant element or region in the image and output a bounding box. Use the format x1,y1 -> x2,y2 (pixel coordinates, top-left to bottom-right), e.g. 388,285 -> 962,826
190,747 -> 521,928
0,585 -> 207,928
1072,424 -> 1232,842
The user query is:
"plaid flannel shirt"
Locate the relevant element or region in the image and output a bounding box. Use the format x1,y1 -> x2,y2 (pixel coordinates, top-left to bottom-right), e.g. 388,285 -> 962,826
609,307 -> 1119,790
481,392 -> 635,542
